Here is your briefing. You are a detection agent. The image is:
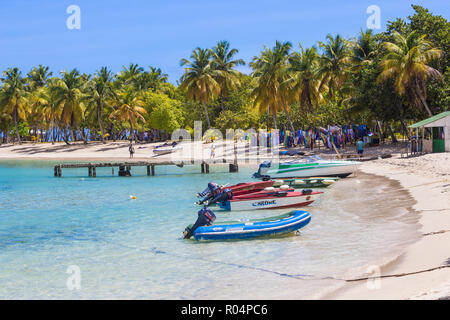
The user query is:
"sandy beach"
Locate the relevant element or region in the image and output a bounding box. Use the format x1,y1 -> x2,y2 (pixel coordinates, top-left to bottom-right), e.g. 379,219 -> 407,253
1,141 -> 449,299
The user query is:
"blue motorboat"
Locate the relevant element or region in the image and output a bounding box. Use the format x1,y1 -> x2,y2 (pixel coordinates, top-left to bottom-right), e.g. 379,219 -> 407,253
184,208 -> 311,241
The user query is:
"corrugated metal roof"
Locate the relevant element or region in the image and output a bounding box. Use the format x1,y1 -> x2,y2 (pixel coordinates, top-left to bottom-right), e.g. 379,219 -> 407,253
409,111 -> 450,128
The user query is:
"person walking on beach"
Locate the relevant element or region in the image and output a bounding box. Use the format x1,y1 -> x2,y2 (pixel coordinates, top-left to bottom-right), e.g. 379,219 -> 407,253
129,143 -> 135,158
357,138 -> 364,158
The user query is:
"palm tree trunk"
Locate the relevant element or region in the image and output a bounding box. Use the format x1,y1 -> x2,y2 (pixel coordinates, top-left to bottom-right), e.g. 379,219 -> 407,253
415,79 -> 433,117
272,110 -> 277,131
13,106 -> 21,145
97,101 -> 105,143
387,123 -> 398,143
202,101 -> 211,129
129,120 -> 134,142
281,101 -> 295,132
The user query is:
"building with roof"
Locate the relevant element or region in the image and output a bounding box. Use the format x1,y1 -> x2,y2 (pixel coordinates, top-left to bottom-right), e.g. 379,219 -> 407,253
409,111 -> 450,153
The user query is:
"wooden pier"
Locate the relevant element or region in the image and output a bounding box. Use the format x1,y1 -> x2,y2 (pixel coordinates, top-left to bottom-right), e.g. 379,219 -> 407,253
53,160 -> 239,177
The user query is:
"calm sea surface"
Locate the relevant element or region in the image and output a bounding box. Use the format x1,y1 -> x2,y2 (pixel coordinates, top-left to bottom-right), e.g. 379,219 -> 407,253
0,160 -> 420,299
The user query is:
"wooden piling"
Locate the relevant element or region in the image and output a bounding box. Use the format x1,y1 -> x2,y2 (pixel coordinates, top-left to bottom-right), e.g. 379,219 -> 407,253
88,166 -> 92,177
147,165 -> 151,176
151,165 -> 155,176
201,163 -> 205,173
205,163 -> 210,173
58,165 -> 62,177
92,167 -> 96,177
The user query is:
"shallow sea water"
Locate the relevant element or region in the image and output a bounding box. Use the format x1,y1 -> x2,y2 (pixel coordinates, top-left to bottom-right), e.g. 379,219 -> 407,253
0,160 -> 420,299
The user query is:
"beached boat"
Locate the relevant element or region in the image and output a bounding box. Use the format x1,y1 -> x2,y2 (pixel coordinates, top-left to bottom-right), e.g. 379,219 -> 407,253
153,142 -> 181,155
273,177 -> 339,188
218,189 -> 322,211
228,180 -> 275,192
189,210 -> 311,241
253,156 -> 361,179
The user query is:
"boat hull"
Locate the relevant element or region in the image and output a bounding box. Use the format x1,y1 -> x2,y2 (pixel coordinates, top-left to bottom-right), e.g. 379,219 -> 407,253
219,192 -> 321,211
264,161 -> 361,178
193,210 -> 311,241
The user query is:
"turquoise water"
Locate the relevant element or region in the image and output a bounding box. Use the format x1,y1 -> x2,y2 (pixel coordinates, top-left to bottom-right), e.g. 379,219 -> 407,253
0,161 -> 420,299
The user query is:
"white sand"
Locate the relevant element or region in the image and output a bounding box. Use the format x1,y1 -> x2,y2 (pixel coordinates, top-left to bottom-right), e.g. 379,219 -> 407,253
1,141 -> 449,299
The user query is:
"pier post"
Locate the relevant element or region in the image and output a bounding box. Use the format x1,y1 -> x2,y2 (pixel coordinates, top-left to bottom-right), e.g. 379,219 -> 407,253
58,165 -> 62,177
54,166 -> 58,177
229,163 -> 239,172
205,163 -> 210,173
201,163 -> 205,173
92,167 -> 96,177
151,165 -> 155,176
88,166 -> 92,177
147,165 -> 150,176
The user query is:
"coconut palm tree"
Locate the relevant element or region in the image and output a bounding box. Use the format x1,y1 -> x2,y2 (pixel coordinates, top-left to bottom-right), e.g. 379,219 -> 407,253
51,69 -> 86,143
350,29 -> 378,70
180,47 -> 221,129
86,67 -> 115,143
34,81 -> 63,144
377,31 -> 443,116
250,41 -> 293,131
27,65 -> 52,90
286,45 -> 324,112
109,86 -> 146,142
0,68 -> 29,144
318,34 -> 352,98
117,63 -> 144,88
210,40 -> 245,110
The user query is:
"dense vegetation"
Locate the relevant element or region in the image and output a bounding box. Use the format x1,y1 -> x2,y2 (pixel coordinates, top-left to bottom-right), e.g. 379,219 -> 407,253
0,5 -> 448,144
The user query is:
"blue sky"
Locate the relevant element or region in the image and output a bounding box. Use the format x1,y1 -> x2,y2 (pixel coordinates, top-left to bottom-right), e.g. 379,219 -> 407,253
0,0 -> 448,83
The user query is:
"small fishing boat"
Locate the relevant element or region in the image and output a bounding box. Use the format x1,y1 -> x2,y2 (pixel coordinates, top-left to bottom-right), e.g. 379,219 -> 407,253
184,209 -> 311,241
253,155 -> 361,179
228,180 -> 275,192
153,142 -> 181,155
273,177 -> 339,188
218,189 -> 322,211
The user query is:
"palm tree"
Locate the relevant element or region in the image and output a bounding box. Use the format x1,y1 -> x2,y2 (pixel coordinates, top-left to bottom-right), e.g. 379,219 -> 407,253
51,69 -> 86,143
377,31 -> 443,116
180,47 -> 220,129
27,65 -> 52,90
34,81 -> 63,144
86,67 -> 115,143
210,40 -> 245,110
117,63 -> 144,87
0,68 -> 29,144
250,41 -> 293,131
350,29 -> 378,70
286,45 -> 324,112
109,86 -> 146,142
318,34 -> 352,98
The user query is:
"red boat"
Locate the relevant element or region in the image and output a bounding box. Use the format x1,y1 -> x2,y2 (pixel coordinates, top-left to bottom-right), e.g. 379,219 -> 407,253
227,181 -> 275,192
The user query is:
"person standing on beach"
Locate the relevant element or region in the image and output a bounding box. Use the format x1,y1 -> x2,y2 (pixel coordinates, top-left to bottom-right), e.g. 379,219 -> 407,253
129,143 -> 135,158
357,138 -> 364,158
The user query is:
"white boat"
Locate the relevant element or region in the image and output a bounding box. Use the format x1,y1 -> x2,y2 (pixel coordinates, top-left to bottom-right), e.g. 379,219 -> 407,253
218,191 -> 322,211
152,143 -> 181,155
253,156 -> 361,179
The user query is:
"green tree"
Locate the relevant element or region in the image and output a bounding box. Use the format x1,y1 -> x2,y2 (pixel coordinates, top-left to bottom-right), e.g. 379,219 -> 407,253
0,68 -> 29,144
378,31 -> 443,116
180,47 -> 220,129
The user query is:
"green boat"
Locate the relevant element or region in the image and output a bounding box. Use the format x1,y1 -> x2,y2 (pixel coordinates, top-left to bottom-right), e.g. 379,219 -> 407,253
273,177 -> 339,188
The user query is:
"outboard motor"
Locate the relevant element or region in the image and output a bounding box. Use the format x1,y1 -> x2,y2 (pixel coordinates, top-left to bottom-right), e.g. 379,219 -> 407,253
183,207 -> 217,239
253,161 -> 271,179
207,187 -> 233,206
196,182 -> 222,205
197,182 -> 219,198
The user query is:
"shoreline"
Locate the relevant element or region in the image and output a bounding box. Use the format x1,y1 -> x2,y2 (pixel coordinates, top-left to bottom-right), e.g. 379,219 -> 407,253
1,143 -> 449,299
329,154 -> 450,299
